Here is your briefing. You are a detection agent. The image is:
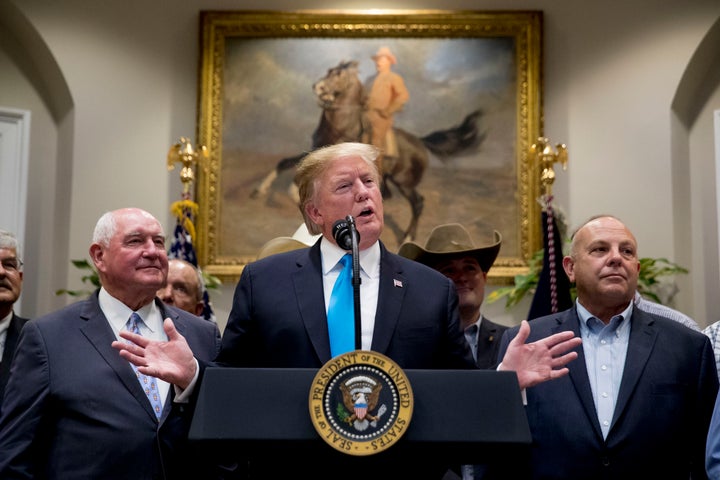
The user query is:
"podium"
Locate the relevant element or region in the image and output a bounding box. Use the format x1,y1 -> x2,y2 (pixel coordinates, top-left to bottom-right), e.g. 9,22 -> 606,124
189,367 -> 531,476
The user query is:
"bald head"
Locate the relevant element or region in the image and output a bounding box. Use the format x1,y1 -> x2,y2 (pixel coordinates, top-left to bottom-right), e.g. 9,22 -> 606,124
157,258 -> 204,316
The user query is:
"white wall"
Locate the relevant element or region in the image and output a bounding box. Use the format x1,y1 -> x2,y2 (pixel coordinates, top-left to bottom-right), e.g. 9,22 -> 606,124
1,0 -> 719,332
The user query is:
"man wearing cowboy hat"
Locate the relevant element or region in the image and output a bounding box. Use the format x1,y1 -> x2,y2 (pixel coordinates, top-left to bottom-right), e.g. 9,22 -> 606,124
399,223 -> 507,370
364,46 -> 409,183
400,223 -> 510,480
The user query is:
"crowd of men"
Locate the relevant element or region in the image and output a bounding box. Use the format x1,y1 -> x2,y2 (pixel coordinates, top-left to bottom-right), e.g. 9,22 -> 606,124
1,141 -> 720,479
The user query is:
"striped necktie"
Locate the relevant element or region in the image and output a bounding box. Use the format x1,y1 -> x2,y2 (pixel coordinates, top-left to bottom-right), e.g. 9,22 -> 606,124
327,254 -> 354,357
126,313 -> 163,418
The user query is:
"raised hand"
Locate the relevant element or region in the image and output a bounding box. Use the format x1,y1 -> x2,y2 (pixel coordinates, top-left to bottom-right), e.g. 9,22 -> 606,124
112,318 -> 197,389
499,320 -> 582,390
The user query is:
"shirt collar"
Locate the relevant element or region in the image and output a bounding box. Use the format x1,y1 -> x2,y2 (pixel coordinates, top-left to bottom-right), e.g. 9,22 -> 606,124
98,287 -> 161,334
576,299 -> 633,334
320,237 -> 380,278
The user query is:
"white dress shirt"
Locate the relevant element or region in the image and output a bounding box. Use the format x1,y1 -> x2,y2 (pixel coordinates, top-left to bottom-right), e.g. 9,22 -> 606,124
98,288 -> 170,408
321,238 -> 380,351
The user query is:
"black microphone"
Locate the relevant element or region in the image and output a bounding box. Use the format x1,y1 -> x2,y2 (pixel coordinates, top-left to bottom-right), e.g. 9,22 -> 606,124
332,218 -> 357,250
333,215 -> 362,351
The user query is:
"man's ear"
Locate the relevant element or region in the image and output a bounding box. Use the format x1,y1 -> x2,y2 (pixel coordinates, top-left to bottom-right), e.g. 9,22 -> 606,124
305,203 -> 323,227
562,256 -> 575,282
89,244 -> 105,273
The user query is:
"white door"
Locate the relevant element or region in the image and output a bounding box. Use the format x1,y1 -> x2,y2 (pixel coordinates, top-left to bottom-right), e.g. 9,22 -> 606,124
0,106 -> 30,251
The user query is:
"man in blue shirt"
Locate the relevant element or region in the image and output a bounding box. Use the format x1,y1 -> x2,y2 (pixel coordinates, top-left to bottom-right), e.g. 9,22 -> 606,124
499,214 -> 717,479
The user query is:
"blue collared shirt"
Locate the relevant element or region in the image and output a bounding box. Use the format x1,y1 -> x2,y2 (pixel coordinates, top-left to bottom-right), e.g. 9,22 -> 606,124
576,300 -> 632,439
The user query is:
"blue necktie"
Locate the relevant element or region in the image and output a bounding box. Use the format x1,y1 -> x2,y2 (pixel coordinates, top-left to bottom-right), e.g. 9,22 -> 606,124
327,254 -> 355,357
126,313 -> 163,418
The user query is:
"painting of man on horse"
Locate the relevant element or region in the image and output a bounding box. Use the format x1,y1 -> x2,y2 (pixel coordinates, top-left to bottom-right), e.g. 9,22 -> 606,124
220,36 -> 517,256
251,58 -> 485,243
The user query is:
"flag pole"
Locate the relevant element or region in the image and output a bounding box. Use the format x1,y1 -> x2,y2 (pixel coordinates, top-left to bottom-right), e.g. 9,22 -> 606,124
166,137 -> 214,320
166,137 -> 209,260
530,137 -> 568,314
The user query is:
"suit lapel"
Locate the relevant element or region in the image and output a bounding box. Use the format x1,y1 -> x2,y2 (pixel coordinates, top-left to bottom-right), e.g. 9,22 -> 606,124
2,315 -> 24,363
294,244 -> 333,363
0,314 -> 25,397
370,245 -> 405,354
157,299 -> 181,336
475,317 -> 499,368
562,309 -> 605,440
611,310 -> 656,429
78,293 -> 159,421
155,300 -> 180,410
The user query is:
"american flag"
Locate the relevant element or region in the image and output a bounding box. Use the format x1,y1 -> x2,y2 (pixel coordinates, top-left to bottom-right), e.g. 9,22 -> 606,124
168,197 -> 215,322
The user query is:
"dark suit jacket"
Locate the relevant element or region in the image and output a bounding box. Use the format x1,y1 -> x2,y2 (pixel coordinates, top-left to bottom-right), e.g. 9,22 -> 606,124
497,306 -> 718,480
0,292 -> 221,480
0,313 -> 28,403
474,316 -> 508,370
214,240 -> 475,479
217,240 -> 474,370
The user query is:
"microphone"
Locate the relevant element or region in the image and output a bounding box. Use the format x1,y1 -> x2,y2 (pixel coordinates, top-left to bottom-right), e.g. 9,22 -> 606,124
332,217 -> 359,250
332,215 -> 362,351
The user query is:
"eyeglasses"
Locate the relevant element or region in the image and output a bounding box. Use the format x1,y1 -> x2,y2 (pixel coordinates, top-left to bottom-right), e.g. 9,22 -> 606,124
0,258 -> 23,273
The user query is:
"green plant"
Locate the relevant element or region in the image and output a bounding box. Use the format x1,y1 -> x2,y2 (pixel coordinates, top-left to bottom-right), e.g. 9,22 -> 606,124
636,257 -> 689,303
486,248 -> 688,309
55,259 -> 100,297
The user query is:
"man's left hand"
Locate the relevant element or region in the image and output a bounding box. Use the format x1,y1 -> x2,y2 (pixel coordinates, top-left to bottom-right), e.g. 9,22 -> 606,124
112,318 -> 197,389
499,320 -> 582,390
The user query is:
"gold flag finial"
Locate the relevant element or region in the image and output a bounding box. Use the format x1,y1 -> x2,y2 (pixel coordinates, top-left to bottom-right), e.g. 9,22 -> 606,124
167,137 -> 209,194
530,137 -> 568,197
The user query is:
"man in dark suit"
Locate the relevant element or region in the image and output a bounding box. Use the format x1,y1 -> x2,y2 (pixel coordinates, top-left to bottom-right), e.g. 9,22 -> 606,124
498,214 -> 718,479
0,230 -> 28,403
0,208 -> 222,479
116,143 -> 582,478
398,223 -> 507,369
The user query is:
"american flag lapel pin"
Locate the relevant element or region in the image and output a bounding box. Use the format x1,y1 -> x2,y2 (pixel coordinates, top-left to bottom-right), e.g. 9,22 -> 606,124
393,279 -> 403,288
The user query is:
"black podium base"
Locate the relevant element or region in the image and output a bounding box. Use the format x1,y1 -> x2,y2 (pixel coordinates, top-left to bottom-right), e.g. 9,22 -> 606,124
190,367 -> 530,476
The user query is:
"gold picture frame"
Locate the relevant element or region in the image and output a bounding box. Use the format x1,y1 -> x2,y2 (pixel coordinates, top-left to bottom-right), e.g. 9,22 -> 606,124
196,10 -> 543,282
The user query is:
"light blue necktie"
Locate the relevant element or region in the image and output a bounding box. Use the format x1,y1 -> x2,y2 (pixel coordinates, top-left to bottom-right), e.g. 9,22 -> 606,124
327,254 -> 354,357
126,313 -> 163,418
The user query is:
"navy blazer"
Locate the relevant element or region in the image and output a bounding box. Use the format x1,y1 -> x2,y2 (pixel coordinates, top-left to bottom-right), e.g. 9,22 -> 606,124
0,313 -> 28,403
498,306 -> 718,480
0,292 -> 221,480
217,240 -> 474,370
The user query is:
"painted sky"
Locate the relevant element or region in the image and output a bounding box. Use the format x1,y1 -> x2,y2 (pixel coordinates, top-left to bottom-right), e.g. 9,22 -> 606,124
221,37 -> 515,155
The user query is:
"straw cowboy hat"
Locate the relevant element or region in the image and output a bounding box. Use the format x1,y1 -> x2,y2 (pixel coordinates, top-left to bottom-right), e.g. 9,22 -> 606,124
398,223 -> 502,273
372,46 -> 397,65
256,224 -> 321,260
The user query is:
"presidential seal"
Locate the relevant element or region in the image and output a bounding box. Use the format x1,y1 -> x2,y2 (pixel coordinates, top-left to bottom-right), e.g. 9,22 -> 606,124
309,350 -> 414,456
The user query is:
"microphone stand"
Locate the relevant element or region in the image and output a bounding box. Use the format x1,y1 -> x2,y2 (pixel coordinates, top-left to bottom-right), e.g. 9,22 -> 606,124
346,215 -> 362,351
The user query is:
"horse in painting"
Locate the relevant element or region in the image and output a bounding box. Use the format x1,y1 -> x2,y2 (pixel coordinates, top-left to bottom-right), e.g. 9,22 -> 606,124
251,60 -> 484,242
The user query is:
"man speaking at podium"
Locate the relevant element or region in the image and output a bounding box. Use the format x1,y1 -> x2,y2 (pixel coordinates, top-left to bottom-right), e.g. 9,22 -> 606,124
115,142 -> 582,478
